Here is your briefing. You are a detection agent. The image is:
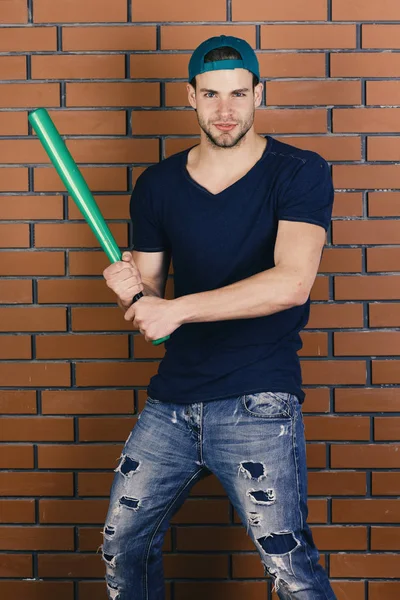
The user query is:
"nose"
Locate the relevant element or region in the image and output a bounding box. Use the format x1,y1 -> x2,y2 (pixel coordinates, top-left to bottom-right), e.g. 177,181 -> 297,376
217,97 -> 233,119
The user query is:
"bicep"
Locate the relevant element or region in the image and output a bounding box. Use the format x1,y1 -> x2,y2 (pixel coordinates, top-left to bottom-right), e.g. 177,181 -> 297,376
132,250 -> 171,298
274,220 -> 327,302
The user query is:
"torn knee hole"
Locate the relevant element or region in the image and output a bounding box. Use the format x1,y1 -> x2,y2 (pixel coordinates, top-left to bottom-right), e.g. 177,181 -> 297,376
103,553 -> 117,568
114,455 -> 140,477
103,525 -> 116,537
119,495 -> 140,510
239,461 -> 267,481
257,531 -> 299,555
247,488 -> 276,504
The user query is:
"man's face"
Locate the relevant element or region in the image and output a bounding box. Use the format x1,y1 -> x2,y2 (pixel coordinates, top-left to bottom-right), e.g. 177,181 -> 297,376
187,68 -> 263,148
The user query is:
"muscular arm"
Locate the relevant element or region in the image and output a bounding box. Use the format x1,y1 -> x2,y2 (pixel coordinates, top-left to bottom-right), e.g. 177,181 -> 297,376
174,220 -> 327,324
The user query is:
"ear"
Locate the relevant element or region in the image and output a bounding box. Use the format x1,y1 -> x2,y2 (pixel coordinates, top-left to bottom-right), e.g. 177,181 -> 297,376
254,82 -> 264,108
187,83 -> 197,110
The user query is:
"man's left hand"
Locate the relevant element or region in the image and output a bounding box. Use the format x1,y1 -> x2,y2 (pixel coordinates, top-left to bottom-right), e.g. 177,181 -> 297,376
124,296 -> 182,342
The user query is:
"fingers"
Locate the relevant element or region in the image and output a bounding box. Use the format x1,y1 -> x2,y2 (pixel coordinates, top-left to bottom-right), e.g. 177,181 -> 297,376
102,252 -> 143,304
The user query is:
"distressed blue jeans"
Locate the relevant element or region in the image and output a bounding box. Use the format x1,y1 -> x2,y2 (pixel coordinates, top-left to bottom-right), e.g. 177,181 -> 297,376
102,392 -> 337,599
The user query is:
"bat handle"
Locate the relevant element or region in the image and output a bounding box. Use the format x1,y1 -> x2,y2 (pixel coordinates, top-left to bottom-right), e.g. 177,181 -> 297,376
131,292 -> 170,346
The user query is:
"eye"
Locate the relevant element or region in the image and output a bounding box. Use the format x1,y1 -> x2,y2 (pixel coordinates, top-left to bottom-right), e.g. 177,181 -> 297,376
234,92 -> 245,97
204,92 -> 216,98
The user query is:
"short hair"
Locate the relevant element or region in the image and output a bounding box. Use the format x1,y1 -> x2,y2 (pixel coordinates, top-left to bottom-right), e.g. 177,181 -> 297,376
190,46 -> 260,89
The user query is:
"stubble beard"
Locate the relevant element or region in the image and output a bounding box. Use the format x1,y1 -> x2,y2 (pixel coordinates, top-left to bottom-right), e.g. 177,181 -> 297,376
196,109 -> 255,149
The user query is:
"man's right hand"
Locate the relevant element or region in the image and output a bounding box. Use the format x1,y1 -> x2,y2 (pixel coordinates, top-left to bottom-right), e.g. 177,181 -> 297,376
103,251 -> 144,308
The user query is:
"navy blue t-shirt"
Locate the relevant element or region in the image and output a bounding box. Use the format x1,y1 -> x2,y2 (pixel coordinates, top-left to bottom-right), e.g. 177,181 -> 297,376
130,136 -> 334,404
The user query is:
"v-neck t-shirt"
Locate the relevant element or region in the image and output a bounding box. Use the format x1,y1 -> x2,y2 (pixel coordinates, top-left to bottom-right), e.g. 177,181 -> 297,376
130,135 -> 334,405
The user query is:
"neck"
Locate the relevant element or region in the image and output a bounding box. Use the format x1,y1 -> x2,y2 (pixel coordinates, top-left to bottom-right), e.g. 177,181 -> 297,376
195,129 -> 267,171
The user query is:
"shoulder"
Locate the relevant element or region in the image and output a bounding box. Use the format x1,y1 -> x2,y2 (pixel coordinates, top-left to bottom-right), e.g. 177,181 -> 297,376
268,137 -> 327,170
137,148 -> 190,189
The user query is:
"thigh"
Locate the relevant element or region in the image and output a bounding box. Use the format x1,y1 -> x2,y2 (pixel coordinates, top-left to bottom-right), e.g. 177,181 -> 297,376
204,392 -> 307,541
103,397 -> 208,548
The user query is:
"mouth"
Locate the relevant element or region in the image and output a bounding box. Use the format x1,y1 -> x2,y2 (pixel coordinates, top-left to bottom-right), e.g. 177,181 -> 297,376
214,123 -> 237,132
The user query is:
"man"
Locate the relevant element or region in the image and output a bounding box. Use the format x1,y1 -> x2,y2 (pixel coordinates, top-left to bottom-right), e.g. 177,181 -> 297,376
102,35 -> 336,600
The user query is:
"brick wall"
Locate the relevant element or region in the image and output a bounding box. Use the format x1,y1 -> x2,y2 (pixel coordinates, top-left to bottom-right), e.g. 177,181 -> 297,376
1,1 -> 400,599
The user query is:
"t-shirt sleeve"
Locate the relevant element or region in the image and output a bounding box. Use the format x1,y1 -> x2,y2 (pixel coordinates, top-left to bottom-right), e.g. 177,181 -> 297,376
277,154 -> 334,232
130,172 -> 170,252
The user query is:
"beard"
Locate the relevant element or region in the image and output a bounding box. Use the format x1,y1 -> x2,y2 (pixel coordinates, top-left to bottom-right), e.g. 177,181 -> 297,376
196,108 -> 255,149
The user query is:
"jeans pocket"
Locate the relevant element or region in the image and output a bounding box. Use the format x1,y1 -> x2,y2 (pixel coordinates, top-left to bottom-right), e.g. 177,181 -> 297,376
241,391 -> 292,419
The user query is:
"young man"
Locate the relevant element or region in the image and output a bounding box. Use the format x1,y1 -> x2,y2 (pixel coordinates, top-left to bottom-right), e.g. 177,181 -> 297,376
102,36 -> 336,600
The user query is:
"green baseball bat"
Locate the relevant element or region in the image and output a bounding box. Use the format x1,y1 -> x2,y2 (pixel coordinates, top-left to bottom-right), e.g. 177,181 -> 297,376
29,108 -> 169,346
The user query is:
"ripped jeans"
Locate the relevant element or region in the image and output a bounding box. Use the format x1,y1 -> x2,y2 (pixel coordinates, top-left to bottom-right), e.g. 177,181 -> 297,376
101,392 -> 337,600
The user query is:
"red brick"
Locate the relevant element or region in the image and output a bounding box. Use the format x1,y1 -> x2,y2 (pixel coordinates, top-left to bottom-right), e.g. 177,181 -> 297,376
134,335 -> 165,359
368,137 -> 400,162
304,416 -> 370,440
332,0 -> 400,20
66,82 -> 159,107
370,303 -> 400,327
0,168 -> 28,191
38,444 -> 123,469
0,307 -> 66,332
68,195 -> 130,220
36,334 -> 129,359
0,581 -> 73,600
319,248 -> 362,272
0,27 -> 56,51
299,332 -> 328,356
0,445 -> 34,469
369,192 -> 400,216
331,553 -> 400,578
47,110 -> 127,135
0,335 -> 31,359
334,108 -> 400,133
0,499 -> 35,523
132,0 -> 226,22
0,526 -> 74,551
0,56 -> 26,80
42,389 -> 134,414
307,303 -> 363,329
0,472 -> 72,496
334,220 -> 400,245
368,248 -> 400,272
32,55 -> 125,80
67,139 -> 158,164
333,499 -> 400,524
0,417 -> 74,442
0,391 -> 36,414
0,282 -> 32,308
75,361 -> 158,386
130,54 -> 189,79
306,444 -> 327,468
259,53 -> 325,78
335,331 -> 400,356
331,444 -> 400,468
40,499 -> 108,524
310,276 -> 329,300
175,581 -> 267,599
372,473 -> 400,495
367,81 -> 400,105
268,81 -> 361,106
261,24 -> 356,49
71,307 -> 132,331
0,196 -> 63,220
301,360 -> 366,385
302,388 -> 330,413
0,112 -> 28,135
308,471 -> 366,496
37,279 -> 116,304
35,223 -> 127,248
0,554 -> 32,578
34,167 -> 128,192
79,417 -> 135,441
371,527 -> 400,550
165,554 -> 229,579
0,83 -> 60,108
0,0 -> 27,23
78,473 -> 114,497
0,251 -> 65,276
312,525 -> 367,551
34,0 -> 128,23
363,24 -> 400,49
132,110 -> 198,135
0,224 -> 29,247
369,582 -> 400,600
38,553 -> 103,578
63,25 -> 156,51
332,53 -> 400,77
335,388 -> 400,413
233,0 -> 327,21
161,25 -> 256,50
256,109 -> 327,134
335,275 -> 400,300
0,363 -> 70,387
67,252 -> 113,278
373,360 -> 400,384
333,192 -> 363,217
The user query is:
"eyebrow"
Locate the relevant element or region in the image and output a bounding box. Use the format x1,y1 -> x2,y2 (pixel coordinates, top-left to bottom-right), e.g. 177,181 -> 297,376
199,88 -> 250,93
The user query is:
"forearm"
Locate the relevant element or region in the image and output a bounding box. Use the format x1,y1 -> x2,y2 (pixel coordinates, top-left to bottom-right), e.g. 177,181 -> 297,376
175,266 -> 306,324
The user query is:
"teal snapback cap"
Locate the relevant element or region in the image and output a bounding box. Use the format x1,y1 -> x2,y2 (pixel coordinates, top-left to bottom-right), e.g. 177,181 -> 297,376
188,35 -> 260,82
